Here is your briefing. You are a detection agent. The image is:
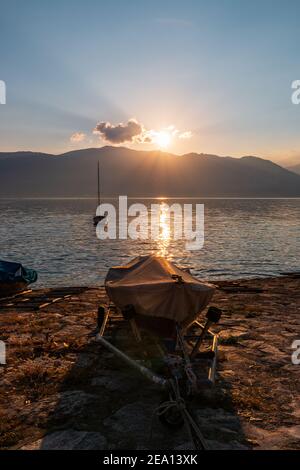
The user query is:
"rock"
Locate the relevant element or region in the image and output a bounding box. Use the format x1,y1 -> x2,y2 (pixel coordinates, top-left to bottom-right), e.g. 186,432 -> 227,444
198,424 -> 239,442
103,401 -> 177,448
175,442 -> 194,450
91,371 -> 133,393
22,391 -> 99,426
52,391 -> 98,418
74,353 -> 97,368
206,439 -> 249,450
3,277 -> 299,451
196,408 -> 243,435
219,329 -> 250,342
21,430 -> 107,450
242,423 -> 300,450
218,369 -> 235,378
104,402 -> 154,434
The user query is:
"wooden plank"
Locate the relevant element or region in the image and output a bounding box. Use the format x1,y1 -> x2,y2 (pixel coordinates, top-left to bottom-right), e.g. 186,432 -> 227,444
37,294 -> 74,310
0,289 -> 32,303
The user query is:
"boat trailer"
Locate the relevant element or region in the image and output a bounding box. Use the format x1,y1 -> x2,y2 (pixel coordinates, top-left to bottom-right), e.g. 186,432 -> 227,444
95,303 -> 222,450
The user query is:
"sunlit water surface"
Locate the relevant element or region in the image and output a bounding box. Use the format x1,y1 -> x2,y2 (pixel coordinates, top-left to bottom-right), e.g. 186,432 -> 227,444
0,198 -> 299,287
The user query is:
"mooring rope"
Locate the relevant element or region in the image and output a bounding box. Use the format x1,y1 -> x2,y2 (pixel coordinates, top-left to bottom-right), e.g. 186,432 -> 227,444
149,378 -> 208,450
169,379 -> 208,450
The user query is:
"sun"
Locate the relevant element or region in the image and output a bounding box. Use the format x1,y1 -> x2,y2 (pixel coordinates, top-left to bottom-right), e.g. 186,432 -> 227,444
155,131 -> 172,149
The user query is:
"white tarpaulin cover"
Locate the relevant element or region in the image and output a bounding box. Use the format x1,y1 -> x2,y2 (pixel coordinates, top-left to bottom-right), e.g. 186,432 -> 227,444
105,255 -> 215,326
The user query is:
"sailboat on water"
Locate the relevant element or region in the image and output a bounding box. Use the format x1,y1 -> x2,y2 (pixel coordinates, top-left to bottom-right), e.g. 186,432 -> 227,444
93,161 -> 106,226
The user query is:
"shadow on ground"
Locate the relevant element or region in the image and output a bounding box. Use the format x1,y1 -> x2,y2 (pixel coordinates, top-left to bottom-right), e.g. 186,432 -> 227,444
23,310 -> 250,450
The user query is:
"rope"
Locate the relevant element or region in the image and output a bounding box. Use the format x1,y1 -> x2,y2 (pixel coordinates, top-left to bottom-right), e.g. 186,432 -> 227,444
184,363 -> 198,394
170,379 -> 208,450
175,324 -> 198,394
149,378 -> 208,450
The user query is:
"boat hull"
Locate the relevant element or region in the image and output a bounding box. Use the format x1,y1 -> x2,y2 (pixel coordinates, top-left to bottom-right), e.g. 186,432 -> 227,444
0,281 -> 28,298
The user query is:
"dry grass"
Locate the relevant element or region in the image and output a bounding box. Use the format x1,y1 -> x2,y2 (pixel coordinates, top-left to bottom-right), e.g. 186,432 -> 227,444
0,429 -> 22,448
231,384 -> 278,414
11,356 -> 70,400
219,335 -> 240,345
0,408 -> 22,448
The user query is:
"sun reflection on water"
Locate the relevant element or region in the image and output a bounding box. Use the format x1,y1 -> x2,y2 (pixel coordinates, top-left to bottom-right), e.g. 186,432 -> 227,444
156,202 -> 171,257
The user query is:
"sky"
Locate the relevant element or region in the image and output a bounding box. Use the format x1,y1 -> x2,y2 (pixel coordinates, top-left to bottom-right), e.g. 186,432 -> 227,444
1,0 -> 300,166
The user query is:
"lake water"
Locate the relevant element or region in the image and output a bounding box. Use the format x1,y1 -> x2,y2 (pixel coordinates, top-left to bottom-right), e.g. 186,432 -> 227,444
0,198 -> 299,287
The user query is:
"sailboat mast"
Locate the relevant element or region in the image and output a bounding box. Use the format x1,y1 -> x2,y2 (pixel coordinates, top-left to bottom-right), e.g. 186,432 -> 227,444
97,161 -> 100,206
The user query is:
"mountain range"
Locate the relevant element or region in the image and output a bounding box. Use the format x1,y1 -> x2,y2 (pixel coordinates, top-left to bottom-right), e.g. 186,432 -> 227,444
288,163 -> 300,175
0,146 -> 299,197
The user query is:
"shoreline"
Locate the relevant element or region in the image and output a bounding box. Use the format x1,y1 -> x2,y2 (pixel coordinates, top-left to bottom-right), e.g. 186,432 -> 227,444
0,275 -> 299,450
13,271 -> 300,293
8,270 -> 299,292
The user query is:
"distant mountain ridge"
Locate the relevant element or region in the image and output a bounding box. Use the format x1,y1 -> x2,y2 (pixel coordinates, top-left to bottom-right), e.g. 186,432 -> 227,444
288,163 -> 300,175
0,146 -> 299,197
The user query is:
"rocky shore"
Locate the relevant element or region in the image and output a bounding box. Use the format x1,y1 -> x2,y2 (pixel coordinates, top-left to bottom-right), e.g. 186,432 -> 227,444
0,276 -> 299,450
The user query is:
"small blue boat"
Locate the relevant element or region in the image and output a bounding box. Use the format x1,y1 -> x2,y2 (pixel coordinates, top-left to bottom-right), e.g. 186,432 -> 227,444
0,260 -> 38,297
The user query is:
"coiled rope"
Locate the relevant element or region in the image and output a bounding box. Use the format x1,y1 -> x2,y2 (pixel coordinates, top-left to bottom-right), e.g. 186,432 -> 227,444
150,378 -> 208,450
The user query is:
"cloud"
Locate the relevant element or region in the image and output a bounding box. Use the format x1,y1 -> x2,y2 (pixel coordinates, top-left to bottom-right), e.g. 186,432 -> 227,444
144,126 -> 192,143
179,131 -> 193,139
70,132 -> 86,143
90,118 -> 192,146
93,119 -> 143,144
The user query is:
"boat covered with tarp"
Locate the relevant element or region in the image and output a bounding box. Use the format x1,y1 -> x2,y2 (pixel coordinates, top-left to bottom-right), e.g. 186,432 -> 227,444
99,255 -> 222,449
0,260 -> 38,297
105,254 -> 215,330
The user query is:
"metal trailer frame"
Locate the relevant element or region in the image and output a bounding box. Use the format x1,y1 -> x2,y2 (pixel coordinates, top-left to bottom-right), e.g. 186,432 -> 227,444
96,303 -> 221,389
95,303 -> 222,450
